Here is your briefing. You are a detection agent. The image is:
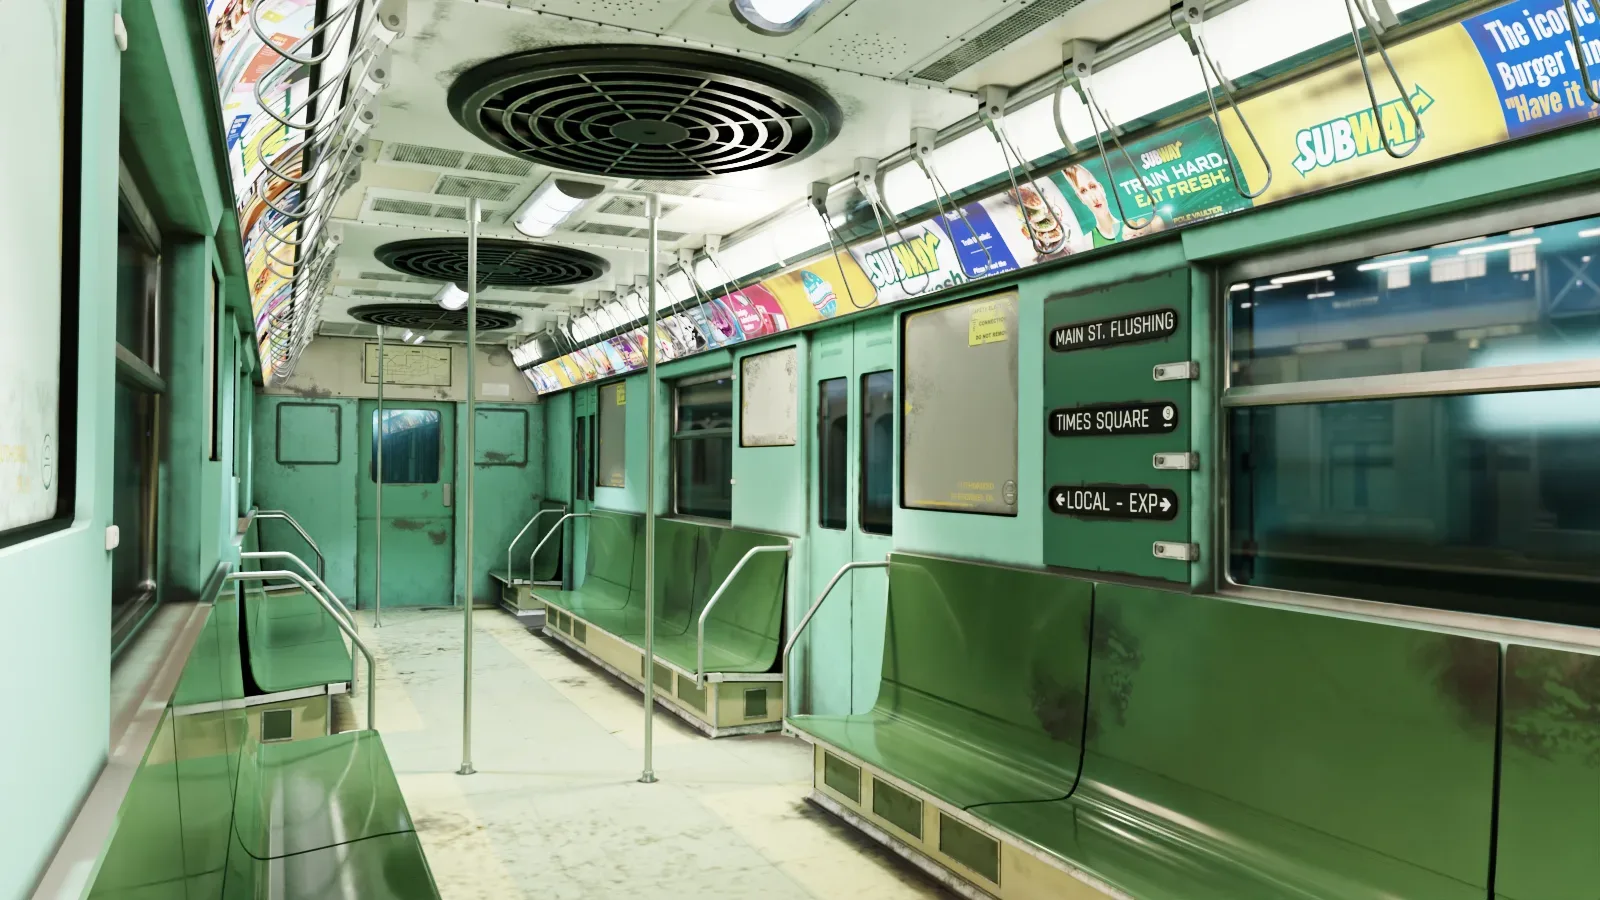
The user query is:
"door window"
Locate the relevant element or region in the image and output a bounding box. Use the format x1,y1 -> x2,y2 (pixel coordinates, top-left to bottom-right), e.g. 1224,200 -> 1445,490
817,378 -> 848,530
860,371 -> 894,535
673,375 -> 733,519
370,409 -> 442,483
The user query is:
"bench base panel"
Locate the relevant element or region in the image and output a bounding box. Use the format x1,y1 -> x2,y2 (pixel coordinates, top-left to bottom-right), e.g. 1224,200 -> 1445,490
806,739 -> 1127,900
498,598 -> 547,629
540,614 -> 783,738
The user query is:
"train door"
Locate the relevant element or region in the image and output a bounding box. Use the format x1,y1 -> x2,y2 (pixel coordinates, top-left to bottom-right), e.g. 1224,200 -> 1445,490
357,400 -> 455,607
568,385 -> 598,586
806,316 -> 896,714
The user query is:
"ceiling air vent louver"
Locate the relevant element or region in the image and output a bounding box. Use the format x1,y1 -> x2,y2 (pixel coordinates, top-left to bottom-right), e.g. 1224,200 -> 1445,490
375,237 -> 610,287
448,45 -> 842,180
349,303 -> 520,332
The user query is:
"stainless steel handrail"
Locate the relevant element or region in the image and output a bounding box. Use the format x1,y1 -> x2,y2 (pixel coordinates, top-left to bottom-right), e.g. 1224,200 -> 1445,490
249,510 -> 326,581
694,544 -> 794,688
782,558 -> 889,714
507,507 -> 567,584
526,513 -> 593,580
240,550 -> 355,634
228,570 -> 376,729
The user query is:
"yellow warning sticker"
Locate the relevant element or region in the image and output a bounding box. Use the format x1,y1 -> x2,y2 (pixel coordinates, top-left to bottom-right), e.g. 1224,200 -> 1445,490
968,303 -> 1007,346
616,384 -> 626,404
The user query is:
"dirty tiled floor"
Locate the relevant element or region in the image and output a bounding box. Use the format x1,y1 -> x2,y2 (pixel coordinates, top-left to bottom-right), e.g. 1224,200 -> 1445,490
348,609 -> 956,900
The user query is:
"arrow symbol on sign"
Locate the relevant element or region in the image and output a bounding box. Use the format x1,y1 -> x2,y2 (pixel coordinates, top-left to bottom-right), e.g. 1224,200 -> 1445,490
1053,492 -> 1065,508
1160,497 -> 1171,512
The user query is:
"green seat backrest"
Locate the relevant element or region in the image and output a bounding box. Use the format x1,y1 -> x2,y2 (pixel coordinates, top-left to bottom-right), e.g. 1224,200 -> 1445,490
584,509 -> 639,594
1082,583 -> 1497,894
696,526 -> 789,647
876,553 -> 1091,782
641,518 -> 701,636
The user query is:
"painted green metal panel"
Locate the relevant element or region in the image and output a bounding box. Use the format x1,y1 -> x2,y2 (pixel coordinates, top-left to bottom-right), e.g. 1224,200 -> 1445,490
1043,269 -> 1192,581
938,814 -> 999,884
872,777 -> 923,839
241,584 -> 353,692
224,831 -> 441,899
468,404 -> 544,604
253,396 -> 359,601
274,404 -> 341,465
90,712 -> 185,897
823,751 -> 862,802
1494,646 -> 1600,900
791,553 -> 1091,809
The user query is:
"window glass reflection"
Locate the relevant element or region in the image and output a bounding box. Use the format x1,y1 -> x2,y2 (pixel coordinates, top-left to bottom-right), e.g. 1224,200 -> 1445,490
1229,388 -> 1600,626
1231,216 -> 1600,387
818,378 -> 847,530
860,371 -> 893,535
370,409 -> 442,483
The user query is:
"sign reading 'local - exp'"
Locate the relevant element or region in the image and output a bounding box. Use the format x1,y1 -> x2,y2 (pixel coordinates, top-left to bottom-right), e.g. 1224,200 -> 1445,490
1049,484 -> 1181,521
1049,401 -> 1180,437
1049,308 -> 1179,352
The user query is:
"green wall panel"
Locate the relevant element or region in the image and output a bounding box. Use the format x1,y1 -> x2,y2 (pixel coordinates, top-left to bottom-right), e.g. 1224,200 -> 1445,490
1044,268 -> 1193,581
467,403 -> 545,603
252,396 -> 359,601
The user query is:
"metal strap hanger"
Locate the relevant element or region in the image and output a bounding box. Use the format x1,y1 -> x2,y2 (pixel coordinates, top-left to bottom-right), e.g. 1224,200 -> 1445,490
910,128 -> 995,269
1563,0 -> 1600,103
807,182 -> 866,311
854,158 -> 933,296
1063,40 -> 1156,232
1172,2 -> 1273,199
978,86 -> 1055,256
1343,0 -> 1425,159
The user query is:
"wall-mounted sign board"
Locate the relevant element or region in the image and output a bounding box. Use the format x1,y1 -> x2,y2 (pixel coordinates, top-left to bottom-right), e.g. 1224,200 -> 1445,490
365,343 -> 452,387
1050,401 -> 1180,438
1043,270 -> 1191,581
1049,485 -> 1180,521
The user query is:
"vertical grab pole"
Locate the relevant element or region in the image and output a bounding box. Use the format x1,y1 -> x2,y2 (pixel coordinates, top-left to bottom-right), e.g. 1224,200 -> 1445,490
640,193 -> 660,785
375,326 -> 384,629
459,197 -> 480,777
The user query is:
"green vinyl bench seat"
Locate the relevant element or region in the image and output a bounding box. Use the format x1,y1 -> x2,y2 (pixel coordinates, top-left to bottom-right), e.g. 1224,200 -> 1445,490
241,582 -> 354,694
791,553 -> 1090,809
795,558 -> 1501,900
535,510 -> 789,675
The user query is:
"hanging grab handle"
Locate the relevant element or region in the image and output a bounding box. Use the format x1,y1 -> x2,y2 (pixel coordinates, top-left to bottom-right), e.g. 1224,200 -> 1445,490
1343,0 -> 1425,159
1173,2 -> 1273,200
1564,0 -> 1600,104
1064,42 -> 1155,232
808,182 -> 869,311
911,128 -> 996,269
978,87 -> 1056,256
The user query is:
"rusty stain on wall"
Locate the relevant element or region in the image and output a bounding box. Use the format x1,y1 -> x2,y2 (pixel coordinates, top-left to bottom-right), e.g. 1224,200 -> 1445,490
393,518 -> 426,531
428,528 -> 448,546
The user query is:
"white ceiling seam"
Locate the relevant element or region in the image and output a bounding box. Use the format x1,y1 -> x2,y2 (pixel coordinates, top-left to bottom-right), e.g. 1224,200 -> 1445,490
455,0 -> 982,97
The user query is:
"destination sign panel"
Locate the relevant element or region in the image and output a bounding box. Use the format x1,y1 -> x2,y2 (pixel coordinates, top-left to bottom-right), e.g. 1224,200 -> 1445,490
1048,484 -> 1180,521
1049,307 -> 1179,352
1049,401 -> 1179,438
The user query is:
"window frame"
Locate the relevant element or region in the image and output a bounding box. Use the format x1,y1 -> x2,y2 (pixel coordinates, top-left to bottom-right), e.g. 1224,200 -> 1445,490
671,370 -> 734,521
368,408 -> 444,485
109,169 -> 167,658
1214,189 -> 1600,646
595,380 -> 626,488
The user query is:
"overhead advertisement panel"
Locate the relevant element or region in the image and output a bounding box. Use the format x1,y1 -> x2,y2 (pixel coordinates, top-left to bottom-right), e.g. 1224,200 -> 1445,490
524,0 -> 1600,395
210,0 -> 319,383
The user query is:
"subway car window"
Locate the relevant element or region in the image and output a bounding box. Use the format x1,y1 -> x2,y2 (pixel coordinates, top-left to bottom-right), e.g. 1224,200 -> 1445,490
860,371 -> 893,535
1230,215 -> 1600,388
1227,213 -> 1600,627
673,375 -> 733,520
370,409 -> 442,484
110,196 -> 164,654
817,378 -> 847,530
596,382 -> 626,488
574,418 -> 589,501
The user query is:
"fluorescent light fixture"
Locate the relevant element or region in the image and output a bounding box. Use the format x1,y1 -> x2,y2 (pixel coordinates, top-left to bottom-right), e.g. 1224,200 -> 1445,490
512,177 -> 605,238
1579,227 -> 1600,239
1253,284 -> 1282,292
1457,237 -> 1542,255
1356,255 -> 1429,271
1307,291 -> 1336,299
410,333 -> 426,345
1238,301 -> 1254,309
1229,284 -> 1251,292
402,329 -> 414,342
730,0 -> 826,34
1270,270 -> 1334,285
435,283 -> 468,310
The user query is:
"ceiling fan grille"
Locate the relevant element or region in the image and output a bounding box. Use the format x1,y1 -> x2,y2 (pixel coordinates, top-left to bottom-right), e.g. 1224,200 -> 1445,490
448,45 -> 842,180
375,237 -> 610,287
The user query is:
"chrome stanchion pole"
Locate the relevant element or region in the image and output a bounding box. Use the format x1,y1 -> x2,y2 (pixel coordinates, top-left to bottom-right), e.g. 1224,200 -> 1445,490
640,194 -> 660,785
375,326 -> 384,629
460,197 -> 480,777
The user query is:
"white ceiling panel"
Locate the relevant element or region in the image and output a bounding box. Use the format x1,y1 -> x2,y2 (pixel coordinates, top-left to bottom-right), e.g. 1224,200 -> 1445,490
790,0 -> 1017,78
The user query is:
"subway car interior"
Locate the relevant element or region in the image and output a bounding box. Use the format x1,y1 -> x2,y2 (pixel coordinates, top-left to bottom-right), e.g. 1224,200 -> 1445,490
8,0 -> 1600,897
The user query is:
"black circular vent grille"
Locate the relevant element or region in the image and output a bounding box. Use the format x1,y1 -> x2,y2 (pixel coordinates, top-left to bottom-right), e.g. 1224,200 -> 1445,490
349,303 -> 521,332
448,45 -> 843,179
375,237 -> 609,287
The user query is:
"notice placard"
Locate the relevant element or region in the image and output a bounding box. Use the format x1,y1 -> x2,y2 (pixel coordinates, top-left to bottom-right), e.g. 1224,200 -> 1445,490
1049,401 -> 1180,438
1048,484 -> 1180,521
1049,308 -> 1179,352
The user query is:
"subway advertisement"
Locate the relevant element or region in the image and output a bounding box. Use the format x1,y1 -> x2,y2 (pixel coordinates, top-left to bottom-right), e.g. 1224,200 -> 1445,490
525,0 -> 1600,395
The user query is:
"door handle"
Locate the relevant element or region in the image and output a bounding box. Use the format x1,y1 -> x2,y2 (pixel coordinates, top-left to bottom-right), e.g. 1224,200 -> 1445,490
442,483 -> 453,507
